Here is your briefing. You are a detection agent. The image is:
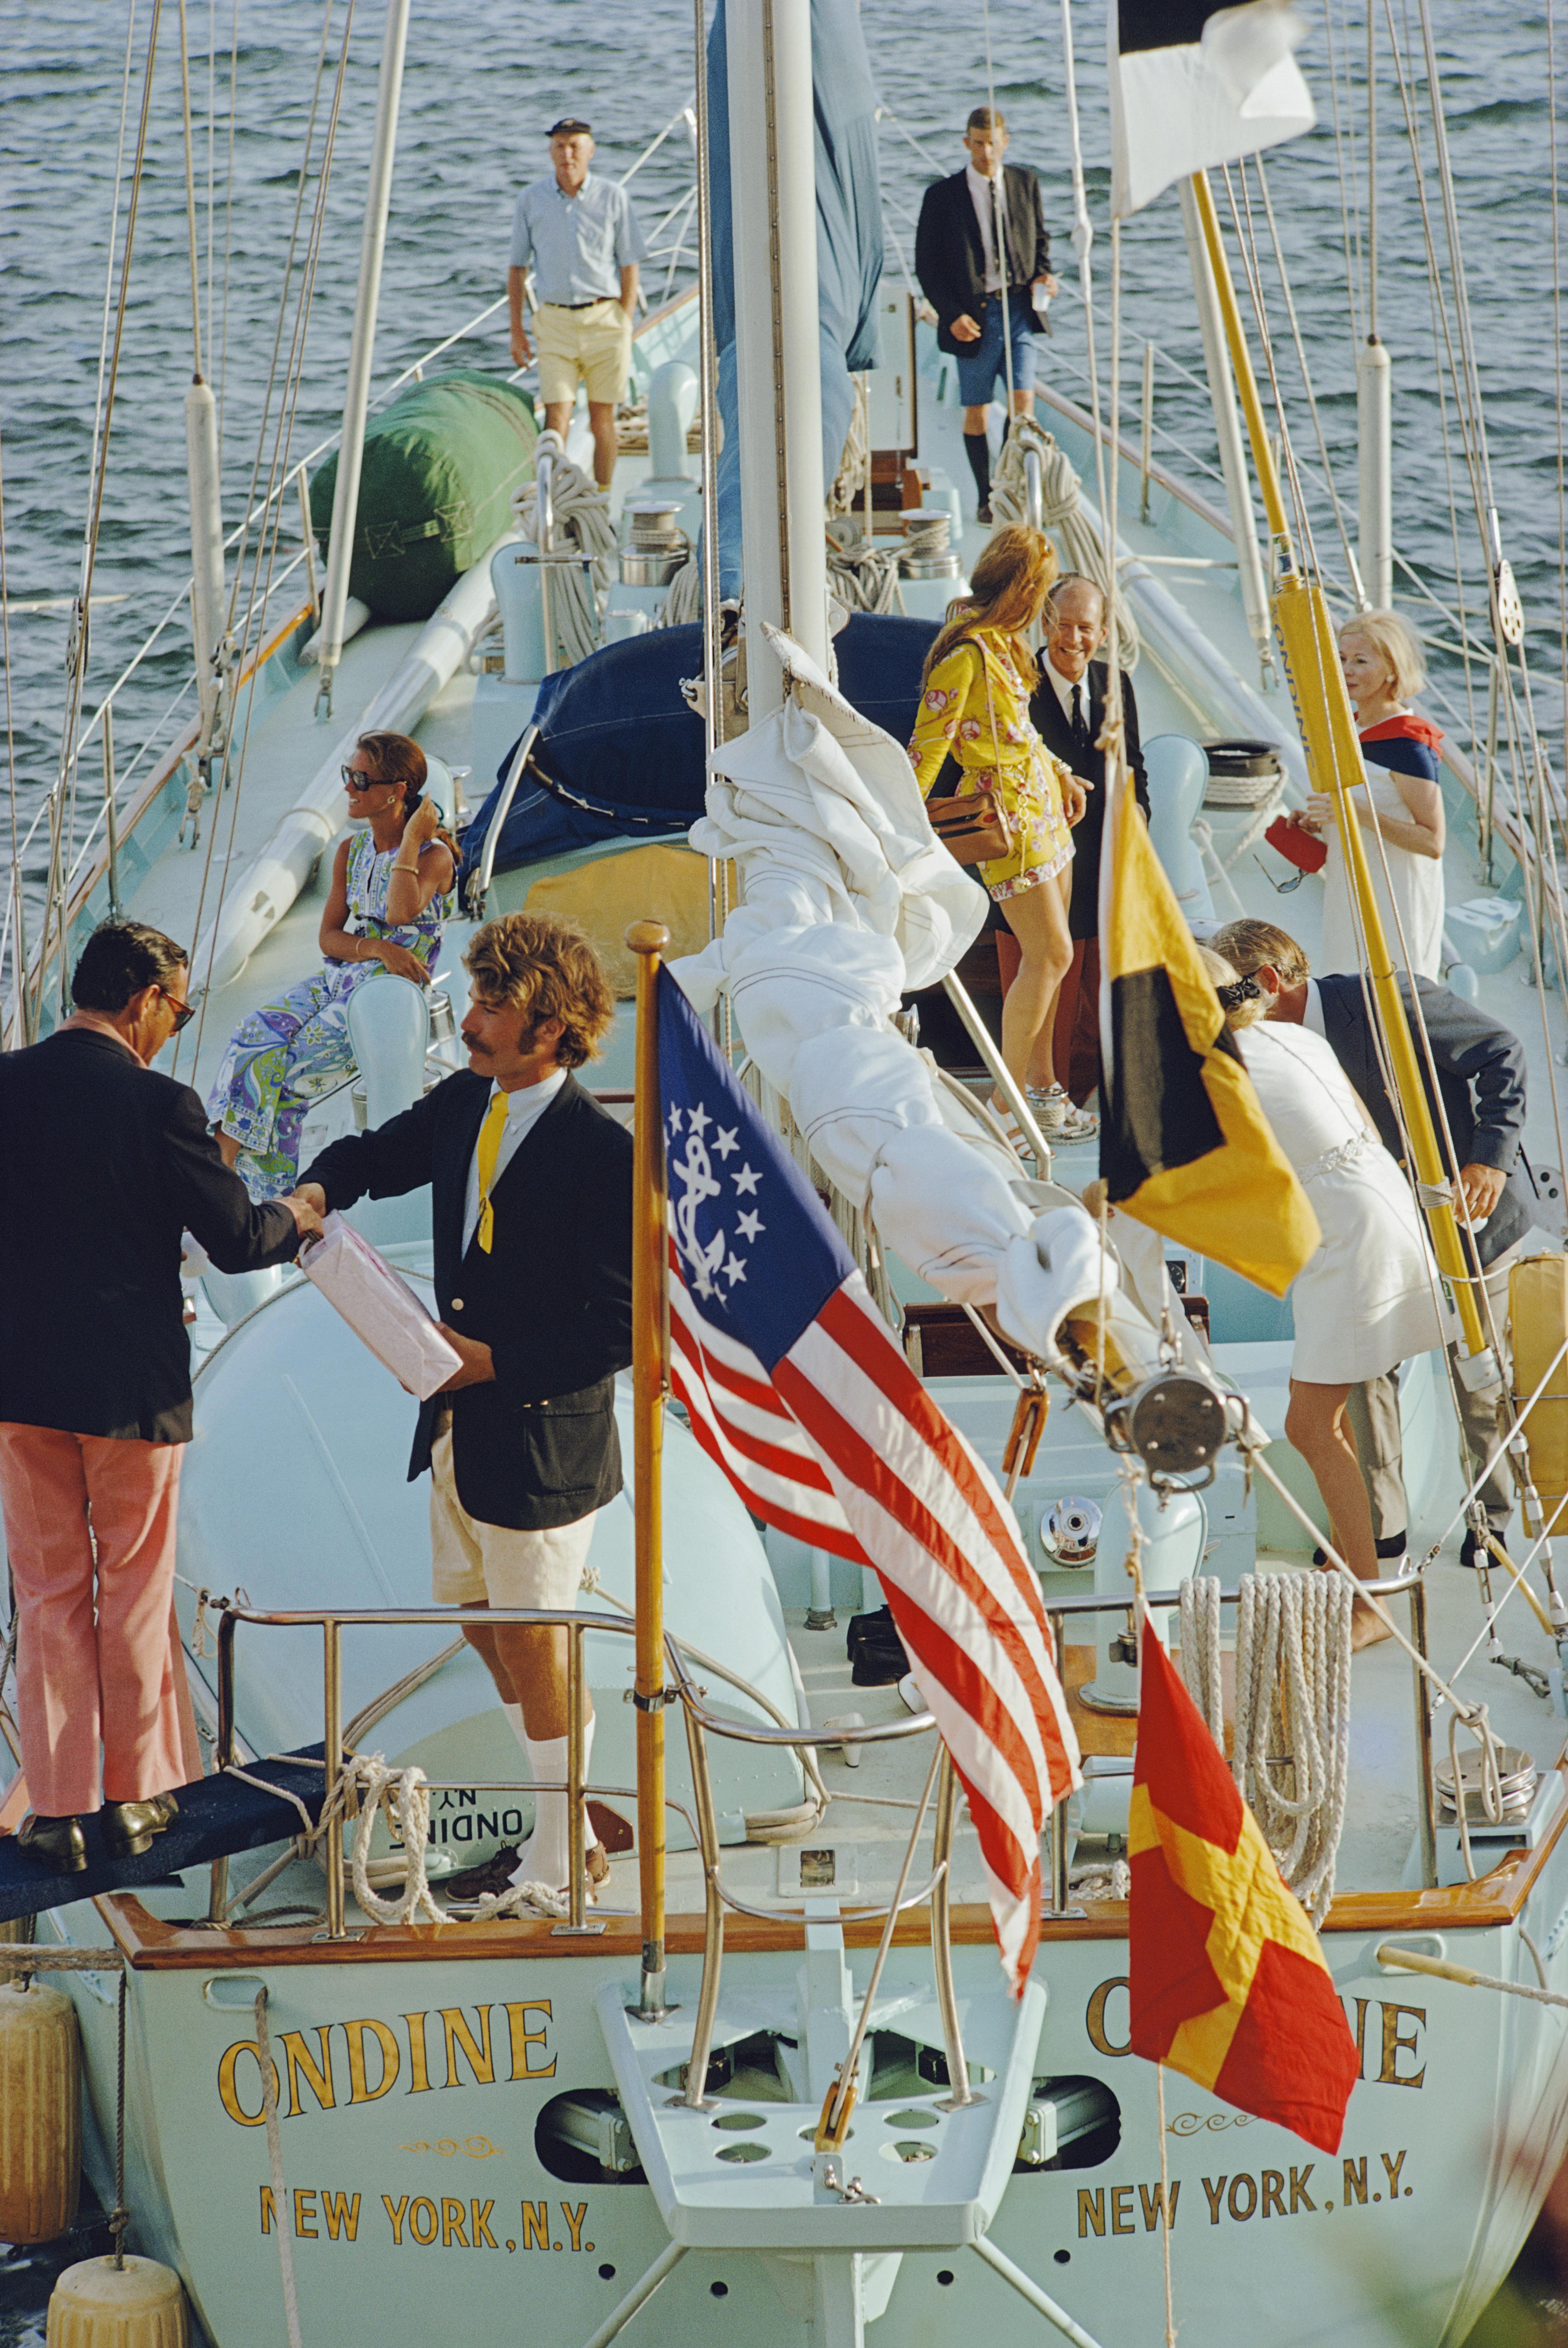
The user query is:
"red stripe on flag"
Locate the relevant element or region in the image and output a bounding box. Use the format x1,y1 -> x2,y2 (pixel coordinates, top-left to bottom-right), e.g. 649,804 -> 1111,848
670,1363 -> 868,1560
819,1286 -> 1053,1632
776,1351 -> 1068,1792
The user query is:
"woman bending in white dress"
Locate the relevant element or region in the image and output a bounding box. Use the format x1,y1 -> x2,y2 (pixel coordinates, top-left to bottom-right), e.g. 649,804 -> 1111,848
1204,950 -> 1453,1647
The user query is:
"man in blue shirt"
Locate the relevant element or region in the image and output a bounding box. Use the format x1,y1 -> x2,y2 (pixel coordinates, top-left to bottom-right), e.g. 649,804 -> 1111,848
508,119 -> 647,488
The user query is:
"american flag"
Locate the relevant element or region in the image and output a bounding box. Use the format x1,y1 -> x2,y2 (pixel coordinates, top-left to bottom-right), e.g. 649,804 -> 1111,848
656,968 -> 1081,1992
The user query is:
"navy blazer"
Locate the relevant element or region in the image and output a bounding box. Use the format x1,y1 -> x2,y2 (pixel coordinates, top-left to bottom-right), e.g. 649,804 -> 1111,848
914,166 -> 1052,356
299,1070 -> 633,1532
1029,657 -> 1149,943
0,1028 -> 298,1442
1315,972 -> 1535,1270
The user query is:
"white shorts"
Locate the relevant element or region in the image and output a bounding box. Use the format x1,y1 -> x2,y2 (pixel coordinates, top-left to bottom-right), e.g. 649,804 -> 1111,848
429,1418 -> 596,1610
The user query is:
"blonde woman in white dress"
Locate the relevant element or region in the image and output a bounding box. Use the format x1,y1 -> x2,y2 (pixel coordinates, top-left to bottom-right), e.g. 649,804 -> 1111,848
1204,950 -> 1453,1647
1291,610 -> 1446,982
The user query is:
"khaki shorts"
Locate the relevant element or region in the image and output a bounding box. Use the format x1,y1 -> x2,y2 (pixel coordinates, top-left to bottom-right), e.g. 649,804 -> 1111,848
429,1419 -> 596,1610
536,299 -> 632,407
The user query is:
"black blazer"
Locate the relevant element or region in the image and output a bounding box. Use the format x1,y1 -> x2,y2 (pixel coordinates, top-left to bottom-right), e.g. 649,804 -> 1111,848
0,1028 -> 299,1443
1029,657 -> 1149,942
300,1071 -> 633,1533
914,166 -> 1052,356
1316,972 -> 1535,1271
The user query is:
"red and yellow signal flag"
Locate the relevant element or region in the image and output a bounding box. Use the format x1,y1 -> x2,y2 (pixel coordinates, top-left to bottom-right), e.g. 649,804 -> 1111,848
1128,1625 -> 1360,2154
1096,759 -> 1320,1297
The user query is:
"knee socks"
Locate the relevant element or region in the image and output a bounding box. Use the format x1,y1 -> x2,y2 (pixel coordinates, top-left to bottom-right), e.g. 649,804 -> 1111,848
963,427 -> 992,513
509,1712 -> 595,1892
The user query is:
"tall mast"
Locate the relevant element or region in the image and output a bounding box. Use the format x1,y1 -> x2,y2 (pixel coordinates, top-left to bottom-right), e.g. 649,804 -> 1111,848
314,0 -> 412,718
724,0 -> 829,716
1188,170 -> 1495,1383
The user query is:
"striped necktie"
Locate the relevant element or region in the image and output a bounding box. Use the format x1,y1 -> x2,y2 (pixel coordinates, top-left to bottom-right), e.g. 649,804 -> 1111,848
1071,682 -> 1088,745
473,1090 -> 509,1254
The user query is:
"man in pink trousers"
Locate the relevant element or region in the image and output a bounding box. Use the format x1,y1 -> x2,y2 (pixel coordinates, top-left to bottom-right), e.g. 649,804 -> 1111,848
0,923 -> 319,1874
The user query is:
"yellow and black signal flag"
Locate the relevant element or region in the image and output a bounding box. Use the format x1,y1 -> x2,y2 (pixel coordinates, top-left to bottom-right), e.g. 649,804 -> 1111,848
1096,762 -> 1320,1296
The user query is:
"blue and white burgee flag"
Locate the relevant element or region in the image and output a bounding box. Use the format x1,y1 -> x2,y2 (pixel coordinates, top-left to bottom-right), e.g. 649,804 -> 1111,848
656,967 -> 1080,1993
1110,0 -> 1316,219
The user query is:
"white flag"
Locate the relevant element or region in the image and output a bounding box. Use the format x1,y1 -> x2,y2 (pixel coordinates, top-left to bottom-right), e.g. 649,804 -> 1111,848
1110,0 -> 1316,220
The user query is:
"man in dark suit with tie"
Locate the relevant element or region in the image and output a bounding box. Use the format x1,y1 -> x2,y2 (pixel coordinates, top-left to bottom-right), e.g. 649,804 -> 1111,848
1214,917 -> 1534,1568
294,912 -> 633,1901
1027,573 -> 1147,1107
0,921 -> 317,1872
914,106 -> 1058,522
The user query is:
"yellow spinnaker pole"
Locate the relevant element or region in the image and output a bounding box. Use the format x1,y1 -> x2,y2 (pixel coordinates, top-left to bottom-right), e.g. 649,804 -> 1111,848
628,919 -> 672,2016
1188,171 -> 1489,1367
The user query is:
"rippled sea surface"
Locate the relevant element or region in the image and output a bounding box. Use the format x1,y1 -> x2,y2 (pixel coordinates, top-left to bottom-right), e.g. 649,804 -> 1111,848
3,0 -> 1565,908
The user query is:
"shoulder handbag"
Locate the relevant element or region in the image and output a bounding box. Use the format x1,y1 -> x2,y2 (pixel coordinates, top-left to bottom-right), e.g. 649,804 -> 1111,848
925,640 -> 1015,868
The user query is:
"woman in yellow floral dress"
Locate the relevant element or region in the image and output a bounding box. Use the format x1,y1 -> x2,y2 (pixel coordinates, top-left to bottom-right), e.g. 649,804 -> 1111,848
908,525 -> 1088,1136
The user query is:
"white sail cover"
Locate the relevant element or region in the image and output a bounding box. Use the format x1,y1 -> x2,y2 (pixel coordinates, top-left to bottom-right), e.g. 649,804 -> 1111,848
1109,0 -> 1315,220
670,628 -> 1137,1363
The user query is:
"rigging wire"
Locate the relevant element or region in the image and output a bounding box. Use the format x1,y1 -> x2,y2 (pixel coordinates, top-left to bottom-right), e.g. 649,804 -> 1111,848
175,0 -> 205,376
36,0 -> 161,1030
1378,0 -> 1486,780
979,0 -> 1016,422
179,0 -> 355,1075
1320,0 -> 1364,346
217,0 -> 240,456
1549,0 -> 1568,779
0,426 -> 24,1044
1245,151 -> 1364,601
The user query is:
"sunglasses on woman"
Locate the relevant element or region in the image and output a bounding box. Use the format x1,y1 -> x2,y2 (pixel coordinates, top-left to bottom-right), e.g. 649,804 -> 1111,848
341,765 -> 390,792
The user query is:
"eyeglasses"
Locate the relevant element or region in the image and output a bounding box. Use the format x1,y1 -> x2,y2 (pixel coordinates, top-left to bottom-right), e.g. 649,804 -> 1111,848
341,765 -> 388,792
159,989 -> 197,1031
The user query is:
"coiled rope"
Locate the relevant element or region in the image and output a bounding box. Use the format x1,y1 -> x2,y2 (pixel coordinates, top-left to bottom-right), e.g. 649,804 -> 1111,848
1179,1570 -> 1352,1926
510,447 -> 615,669
988,418 -> 1140,670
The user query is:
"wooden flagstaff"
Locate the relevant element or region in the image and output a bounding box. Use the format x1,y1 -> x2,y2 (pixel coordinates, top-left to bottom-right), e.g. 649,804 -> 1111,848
1187,168 -> 1491,1372
627,920 -> 673,2019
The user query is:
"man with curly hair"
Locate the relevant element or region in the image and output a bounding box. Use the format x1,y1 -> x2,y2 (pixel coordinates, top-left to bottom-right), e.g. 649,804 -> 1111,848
293,913 -> 632,1901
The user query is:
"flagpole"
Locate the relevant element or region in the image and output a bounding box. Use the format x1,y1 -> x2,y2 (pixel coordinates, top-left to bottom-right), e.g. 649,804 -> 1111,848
628,920 -> 673,2021
1186,169 -> 1491,1376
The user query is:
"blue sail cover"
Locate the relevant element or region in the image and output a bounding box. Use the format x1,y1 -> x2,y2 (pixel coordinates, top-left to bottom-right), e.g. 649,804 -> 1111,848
462,614 -> 938,884
705,0 -> 885,599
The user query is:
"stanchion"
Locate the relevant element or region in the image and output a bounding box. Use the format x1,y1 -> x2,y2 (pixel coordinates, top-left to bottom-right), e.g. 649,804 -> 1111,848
627,922 -> 674,2020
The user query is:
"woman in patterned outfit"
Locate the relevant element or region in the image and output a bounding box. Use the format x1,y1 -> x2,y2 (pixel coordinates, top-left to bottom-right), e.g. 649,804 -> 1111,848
207,731 -> 456,1199
908,526 -> 1087,1135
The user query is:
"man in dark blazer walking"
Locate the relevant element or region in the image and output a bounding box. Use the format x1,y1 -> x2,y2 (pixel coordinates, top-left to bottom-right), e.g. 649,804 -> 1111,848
1214,918 -> 1535,1567
1027,573 -> 1148,1108
914,106 -> 1058,522
295,911 -> 632,1901
0,921 -> 316,1872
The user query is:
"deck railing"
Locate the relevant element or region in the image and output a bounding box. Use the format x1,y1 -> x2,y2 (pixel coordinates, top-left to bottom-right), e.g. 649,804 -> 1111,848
212,1598 -> 970,2113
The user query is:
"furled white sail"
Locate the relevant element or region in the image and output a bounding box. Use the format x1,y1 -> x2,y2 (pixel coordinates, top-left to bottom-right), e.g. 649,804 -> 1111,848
670,626 -> 1138,1363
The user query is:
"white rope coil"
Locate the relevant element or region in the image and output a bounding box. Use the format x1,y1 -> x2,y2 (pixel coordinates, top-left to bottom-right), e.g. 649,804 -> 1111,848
1180,1570 -> 1352,1927
989,417 -> 1140,671
828,371 -> 871,516
510,452 -> 616,668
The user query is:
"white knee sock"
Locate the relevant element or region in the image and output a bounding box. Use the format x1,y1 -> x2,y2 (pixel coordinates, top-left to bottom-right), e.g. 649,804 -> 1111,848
510,1713 -> 596,1891
501,1702 -> 527,1754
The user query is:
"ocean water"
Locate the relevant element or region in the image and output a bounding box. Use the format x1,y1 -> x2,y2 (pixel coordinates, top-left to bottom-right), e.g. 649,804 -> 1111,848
2,1 -> 1565,921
